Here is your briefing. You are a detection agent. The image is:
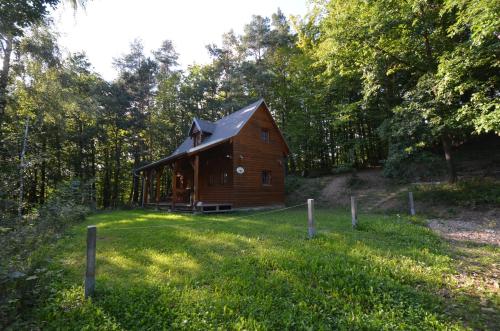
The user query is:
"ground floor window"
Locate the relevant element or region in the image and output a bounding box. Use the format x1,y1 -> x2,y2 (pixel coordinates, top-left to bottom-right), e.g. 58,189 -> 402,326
261,170 -> 272,185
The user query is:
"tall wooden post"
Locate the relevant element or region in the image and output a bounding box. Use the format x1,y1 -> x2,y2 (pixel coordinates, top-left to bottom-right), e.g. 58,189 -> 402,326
148,170 -> 154,204
156,167 -> 163,208
351,196 -> 358,228
193,155 -> 199,209
172,162 -> 177,211
144,170 -> 150,204
409,192 -> 415,216
85,225 -> 96,299
141,174 -> 146,207
307,199 -> 316,238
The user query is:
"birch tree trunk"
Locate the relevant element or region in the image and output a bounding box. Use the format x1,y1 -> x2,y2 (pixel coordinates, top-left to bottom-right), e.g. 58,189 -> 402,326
18,118 -> 29,219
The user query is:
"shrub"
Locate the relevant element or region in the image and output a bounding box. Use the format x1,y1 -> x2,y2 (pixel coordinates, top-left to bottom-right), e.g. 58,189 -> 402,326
0,182 -> 91,329
383,150 -> 447,182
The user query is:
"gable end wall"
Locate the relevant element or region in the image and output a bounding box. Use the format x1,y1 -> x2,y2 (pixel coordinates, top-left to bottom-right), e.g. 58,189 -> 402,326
232,105 -> 286,207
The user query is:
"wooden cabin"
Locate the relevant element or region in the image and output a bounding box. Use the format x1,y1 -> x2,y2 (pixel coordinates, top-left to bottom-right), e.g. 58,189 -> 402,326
135,99 -> 290,212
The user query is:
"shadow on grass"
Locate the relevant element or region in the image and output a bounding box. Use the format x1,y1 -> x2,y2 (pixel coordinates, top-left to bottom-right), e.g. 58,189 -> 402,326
36,209 -> 498,330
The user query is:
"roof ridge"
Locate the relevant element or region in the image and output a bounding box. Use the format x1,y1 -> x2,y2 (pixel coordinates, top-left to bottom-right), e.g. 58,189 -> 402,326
214,98 -> 264,124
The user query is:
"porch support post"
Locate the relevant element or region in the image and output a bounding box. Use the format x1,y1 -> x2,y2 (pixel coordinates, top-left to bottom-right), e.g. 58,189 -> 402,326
193,154 -> 199,209
141,173 -> 146,207
156,166 -> 163,208
148,170 -> 154,204
172,162 -> 177,211
144,169 -> 150,204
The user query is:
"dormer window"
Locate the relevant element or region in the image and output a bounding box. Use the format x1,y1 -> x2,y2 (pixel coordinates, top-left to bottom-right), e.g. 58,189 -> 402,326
193,132 -> 202,147
189,118 -> 215,148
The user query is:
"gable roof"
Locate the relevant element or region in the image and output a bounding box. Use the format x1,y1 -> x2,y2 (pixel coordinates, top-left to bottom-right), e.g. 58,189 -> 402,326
135,98 -> 288,172
189,118 -> 216,135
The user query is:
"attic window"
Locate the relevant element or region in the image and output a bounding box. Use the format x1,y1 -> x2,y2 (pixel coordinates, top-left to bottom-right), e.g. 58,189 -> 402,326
193,132 -> 202,147
261,129 -> 269,143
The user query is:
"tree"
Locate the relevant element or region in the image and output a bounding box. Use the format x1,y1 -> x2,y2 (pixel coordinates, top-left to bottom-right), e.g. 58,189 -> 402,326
310,0 -> 499,182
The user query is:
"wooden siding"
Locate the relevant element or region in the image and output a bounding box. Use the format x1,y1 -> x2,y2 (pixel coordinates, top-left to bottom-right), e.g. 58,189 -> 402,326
198,142 -> 235,204
232,105 -> 286,207
145,103 -> 288,208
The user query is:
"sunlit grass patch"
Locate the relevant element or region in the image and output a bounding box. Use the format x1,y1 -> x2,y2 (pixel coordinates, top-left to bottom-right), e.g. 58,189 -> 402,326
35,209 -> 499,330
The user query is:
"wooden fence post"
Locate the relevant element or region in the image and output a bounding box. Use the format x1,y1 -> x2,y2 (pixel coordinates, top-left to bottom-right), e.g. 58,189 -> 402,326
307,199 -> 316,238
351,196 -> 357,228
85,225 -> 96,299
409,192 -> 416,216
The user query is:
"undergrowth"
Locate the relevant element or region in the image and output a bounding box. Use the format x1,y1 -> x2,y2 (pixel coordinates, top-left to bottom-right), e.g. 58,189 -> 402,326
412,178 -> 500,208
0,183 -> 92,328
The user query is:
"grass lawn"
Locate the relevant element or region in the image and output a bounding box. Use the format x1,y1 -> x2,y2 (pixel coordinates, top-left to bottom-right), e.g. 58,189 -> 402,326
32,208 -> 499,330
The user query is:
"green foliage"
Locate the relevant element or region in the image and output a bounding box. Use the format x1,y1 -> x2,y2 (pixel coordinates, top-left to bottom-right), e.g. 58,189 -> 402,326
0,182 -> 90,328
0,0 -> 59,36
383,150 -> 447,182
412,178 -> 500,208
27,210 -> 499,330
311,0 -> 500,181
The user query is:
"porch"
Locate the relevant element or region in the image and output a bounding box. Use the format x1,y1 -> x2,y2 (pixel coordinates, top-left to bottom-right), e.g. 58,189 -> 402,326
137,141 -> 234,213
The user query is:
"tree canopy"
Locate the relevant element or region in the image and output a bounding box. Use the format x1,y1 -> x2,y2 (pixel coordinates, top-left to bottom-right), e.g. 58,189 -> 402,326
0,0 -> 498,215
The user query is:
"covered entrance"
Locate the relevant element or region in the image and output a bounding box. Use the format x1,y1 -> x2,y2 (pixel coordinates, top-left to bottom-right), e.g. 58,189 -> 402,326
136,141 -> 233,212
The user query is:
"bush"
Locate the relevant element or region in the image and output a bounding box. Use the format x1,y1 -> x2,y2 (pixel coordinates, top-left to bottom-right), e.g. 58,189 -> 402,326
383,150 -> 447,182
0,182 -> 91,329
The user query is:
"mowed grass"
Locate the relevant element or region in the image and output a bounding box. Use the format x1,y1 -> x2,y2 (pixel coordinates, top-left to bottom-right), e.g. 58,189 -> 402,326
33,209 -> 499,330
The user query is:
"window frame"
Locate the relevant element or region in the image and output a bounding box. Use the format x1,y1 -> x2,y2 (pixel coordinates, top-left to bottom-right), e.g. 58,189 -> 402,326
193,132 -> 202,147
261,170 -> 272,186
260,128 -> 270,143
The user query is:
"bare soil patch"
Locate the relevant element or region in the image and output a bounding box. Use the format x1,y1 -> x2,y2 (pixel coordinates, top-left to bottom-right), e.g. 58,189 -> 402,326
318,169 -> 406,211
428,209 -> 499,246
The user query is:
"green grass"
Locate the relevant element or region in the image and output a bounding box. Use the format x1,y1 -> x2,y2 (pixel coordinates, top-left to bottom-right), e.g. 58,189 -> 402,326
30,209 -> 499,330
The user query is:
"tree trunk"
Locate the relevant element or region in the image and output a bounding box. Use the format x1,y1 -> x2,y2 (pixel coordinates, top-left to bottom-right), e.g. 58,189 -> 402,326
18,118 -> 29,219
90,139 -> 96,208
112,139 -> 121,208
102,147 -> 111,208
40,138 -> 46,204
441,135 -> 457,183
0,35 -> 13,128
132,152 -> 141,203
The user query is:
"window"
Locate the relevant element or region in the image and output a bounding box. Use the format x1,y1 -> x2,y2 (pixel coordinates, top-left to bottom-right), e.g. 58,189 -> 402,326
261,170 -> 272,185
260,129 -> 269,143
220,171 -> 229,185
193,133 -> 202,147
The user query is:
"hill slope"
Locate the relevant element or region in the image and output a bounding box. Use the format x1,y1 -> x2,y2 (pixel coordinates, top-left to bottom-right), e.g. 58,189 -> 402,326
286,170 -> 500,246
